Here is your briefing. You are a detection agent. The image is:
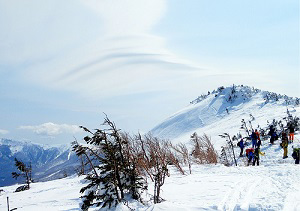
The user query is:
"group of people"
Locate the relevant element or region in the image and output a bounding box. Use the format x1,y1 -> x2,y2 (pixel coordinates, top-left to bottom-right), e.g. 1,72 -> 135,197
237,124 -> 298,166
237,129 -> 262,166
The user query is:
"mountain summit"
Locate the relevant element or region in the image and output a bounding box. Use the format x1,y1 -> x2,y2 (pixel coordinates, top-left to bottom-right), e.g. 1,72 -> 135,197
151,85 -> 299,144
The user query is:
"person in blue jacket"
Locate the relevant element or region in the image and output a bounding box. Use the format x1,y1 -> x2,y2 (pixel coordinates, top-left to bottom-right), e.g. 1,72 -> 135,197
247,149 -> 254,166
238,138 -> 245,157
251,131 -> 258,148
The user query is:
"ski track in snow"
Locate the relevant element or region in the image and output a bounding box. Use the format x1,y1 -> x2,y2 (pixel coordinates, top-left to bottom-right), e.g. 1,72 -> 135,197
153,137 -> 300,211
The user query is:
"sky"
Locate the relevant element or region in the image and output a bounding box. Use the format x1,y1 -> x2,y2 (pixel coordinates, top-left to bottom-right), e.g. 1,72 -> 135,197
0,0 -> 299,145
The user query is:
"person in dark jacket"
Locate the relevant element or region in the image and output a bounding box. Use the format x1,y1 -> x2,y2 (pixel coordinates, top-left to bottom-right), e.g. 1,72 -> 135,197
281,130 -> 288,140
292,148 -> 299,164
257,138 -> 262,149
253,147 -> 260,166
247,149 -> 254,166
251,131 -> 258,148
288,124 -> 295,142
268,125 -> 276,144
238,139 -> 245,157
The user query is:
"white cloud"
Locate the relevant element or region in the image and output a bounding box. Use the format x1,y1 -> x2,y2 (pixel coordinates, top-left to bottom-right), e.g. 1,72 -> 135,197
1,0 -> 209,99
0,129 -> 9,135
19,123 -> 82,136
81,0 -> 166,36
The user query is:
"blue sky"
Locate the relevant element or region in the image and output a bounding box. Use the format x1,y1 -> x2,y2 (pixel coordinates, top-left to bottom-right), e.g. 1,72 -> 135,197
0,0 -> 299,145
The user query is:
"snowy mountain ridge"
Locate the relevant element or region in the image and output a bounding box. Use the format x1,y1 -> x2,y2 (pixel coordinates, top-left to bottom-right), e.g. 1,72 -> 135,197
190,85 -> 299,106
151,85 -> 300,147
0,138 -> 68,155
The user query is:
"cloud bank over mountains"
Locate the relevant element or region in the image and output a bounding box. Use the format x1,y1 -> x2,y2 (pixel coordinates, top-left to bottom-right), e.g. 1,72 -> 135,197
19,122 -> 82,137
0,129 -> 8,135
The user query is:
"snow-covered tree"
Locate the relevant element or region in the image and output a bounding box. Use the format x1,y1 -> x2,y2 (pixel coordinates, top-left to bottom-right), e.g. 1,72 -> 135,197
73,116 -> 146,210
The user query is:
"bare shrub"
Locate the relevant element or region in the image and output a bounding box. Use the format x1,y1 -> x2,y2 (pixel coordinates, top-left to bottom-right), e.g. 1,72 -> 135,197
132,133 -> 170,204
190,133 -> 218,164
168,142 -> 192,174
165,143 -> 185,175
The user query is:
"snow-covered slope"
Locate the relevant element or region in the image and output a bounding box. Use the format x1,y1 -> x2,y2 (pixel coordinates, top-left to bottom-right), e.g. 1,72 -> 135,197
1,134 -> 300,210
151,85 -> 300,148
0,139 -> 79,187
0,85 -> 300,210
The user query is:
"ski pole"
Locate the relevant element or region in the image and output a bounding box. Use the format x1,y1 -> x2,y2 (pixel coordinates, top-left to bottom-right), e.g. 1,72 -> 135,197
7,197 -> 9,211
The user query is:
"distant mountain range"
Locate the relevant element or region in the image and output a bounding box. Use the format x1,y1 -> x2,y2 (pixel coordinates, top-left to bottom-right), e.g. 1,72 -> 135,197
0,139 -> 79,187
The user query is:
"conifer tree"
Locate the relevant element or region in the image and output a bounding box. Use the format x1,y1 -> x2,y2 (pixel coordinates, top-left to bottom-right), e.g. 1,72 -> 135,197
73,116 -> 145,210
11,158 -> 32,190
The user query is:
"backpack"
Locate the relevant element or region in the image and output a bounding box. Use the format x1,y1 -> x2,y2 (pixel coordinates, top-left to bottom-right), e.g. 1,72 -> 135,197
246,148 -> 254,157
292,148 -> 300,159
237,141 -> 240,147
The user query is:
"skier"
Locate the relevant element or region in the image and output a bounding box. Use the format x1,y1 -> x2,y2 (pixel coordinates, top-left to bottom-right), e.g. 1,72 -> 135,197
292,148 -> 300,164
281,136 -> 288,159
288,124 -> 295,142
251,130 -> 258,148
237,138 -> 245,157
253,147 -> 260,166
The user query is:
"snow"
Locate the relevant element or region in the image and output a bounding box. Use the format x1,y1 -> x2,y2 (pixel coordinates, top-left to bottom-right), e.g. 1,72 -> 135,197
1,86 -> 299,210
0,176 -> 82,211
1,135 -> 300,210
